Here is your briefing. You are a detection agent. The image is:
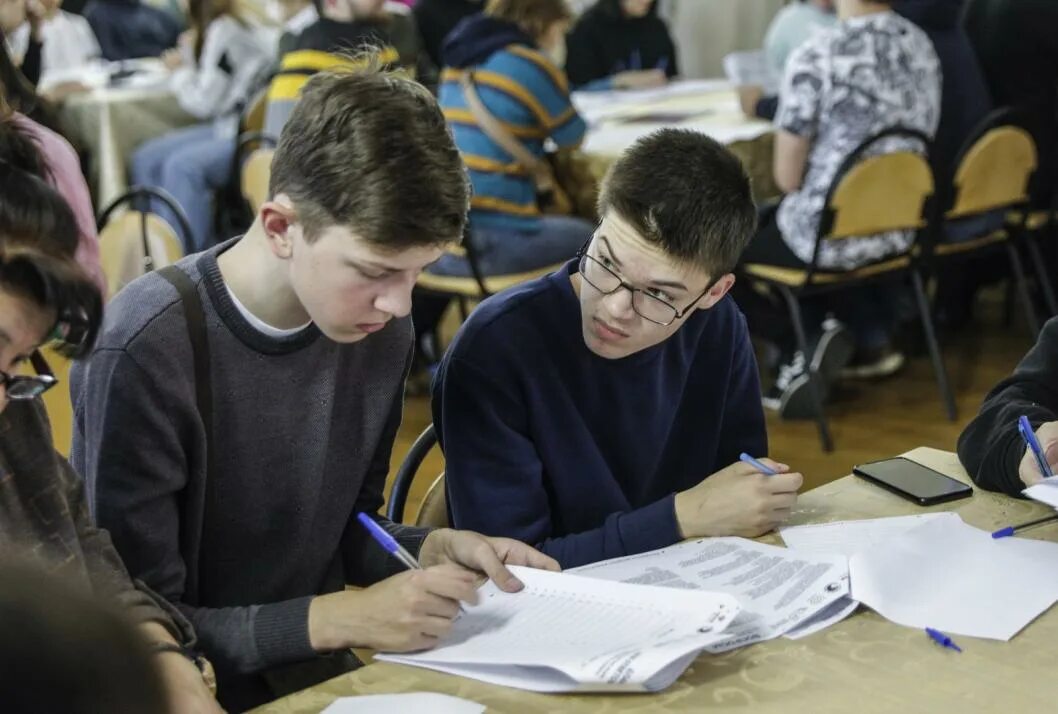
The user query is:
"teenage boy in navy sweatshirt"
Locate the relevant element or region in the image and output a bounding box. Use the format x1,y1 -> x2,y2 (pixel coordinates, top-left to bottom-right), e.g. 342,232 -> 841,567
433,128 -> 802,569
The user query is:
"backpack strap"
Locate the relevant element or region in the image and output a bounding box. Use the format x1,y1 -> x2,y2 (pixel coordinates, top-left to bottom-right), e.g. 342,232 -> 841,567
157,265 -> 214,603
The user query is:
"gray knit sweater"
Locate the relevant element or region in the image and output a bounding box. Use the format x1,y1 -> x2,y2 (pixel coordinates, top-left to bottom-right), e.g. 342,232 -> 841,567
70,240 -> 429,711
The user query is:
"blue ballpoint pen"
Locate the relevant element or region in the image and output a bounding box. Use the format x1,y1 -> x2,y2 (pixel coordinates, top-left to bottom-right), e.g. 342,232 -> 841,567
357,512 -> 421,571
925,627 -> 962,653
1018,415 -> 1054,479
739,452 -> 777,476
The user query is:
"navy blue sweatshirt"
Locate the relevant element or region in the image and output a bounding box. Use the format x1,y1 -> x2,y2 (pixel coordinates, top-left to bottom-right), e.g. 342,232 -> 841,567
432,261 -> 767,569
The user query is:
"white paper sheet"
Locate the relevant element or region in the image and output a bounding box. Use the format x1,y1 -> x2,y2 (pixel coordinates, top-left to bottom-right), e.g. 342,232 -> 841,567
378,566 -> 740,693
783,596 -> 860,640
780,513 -> 962,558
849,515 -> 1058,640
1023,476 -> 1058,509
570,538 -> 849,652
321,693 -> 484,714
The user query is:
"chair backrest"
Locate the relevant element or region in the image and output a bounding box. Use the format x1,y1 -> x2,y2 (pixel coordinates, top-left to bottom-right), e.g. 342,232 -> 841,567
39,346 -> 74,457
820,127 -> 935,242
240,86 -> 270,137
97,188 -> 189,298
387,424 -> 447,525
415,474 -> 449,528
946,125 -> 1037,219
241,148 -> 275,215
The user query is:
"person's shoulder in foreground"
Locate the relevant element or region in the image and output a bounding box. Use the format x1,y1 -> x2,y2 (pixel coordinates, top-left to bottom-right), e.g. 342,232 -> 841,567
959,317 -> 1058,497
435,127 -> 802,569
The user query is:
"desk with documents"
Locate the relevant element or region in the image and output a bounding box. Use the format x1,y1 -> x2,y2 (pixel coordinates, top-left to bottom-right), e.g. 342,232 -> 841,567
252,448 -> 1058,713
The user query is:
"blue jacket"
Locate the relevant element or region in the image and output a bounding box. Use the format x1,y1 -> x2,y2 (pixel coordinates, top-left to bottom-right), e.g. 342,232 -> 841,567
84,0 -> 182,62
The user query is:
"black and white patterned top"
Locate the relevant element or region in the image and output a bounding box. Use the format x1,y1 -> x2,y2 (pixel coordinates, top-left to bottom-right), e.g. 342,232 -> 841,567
774,10 -> 941,270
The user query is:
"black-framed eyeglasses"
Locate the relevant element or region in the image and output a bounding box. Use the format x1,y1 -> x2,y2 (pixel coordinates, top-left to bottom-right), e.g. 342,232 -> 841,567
1,351 -> 57,401
576,239 -> 715,326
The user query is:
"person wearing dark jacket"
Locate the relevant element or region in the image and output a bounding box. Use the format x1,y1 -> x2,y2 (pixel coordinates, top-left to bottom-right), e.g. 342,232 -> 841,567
963,0 -> 1058,202
83,0 -> 182,61
565,0 -> 678,91
958,317 -> 1058,496
412,0 -> 482,69
894,0 -> 991,189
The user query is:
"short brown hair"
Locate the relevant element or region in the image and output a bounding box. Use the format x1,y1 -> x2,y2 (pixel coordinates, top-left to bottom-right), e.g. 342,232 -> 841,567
598,128 -> 758,276
485,0 -> 573,40
269,61 -> 470,250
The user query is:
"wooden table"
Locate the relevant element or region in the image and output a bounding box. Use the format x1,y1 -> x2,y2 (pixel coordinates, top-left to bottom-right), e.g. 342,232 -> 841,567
573,80 -> 779,203
252,448 -> 1058,713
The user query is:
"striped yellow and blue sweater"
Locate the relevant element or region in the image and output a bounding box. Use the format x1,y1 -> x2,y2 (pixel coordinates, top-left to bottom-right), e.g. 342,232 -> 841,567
438,44 -> 586,232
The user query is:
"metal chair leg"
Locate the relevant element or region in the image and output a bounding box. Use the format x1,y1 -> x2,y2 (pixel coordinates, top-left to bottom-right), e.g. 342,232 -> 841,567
912,270 -> 957,421
777,285 -> 834,452
1006,242 -> 1042,336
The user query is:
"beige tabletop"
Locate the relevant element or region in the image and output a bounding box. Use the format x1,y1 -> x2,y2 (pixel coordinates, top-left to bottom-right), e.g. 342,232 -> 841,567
252,447 -> 1058,713
60,77 -> 196,210
573,80 -> 779,202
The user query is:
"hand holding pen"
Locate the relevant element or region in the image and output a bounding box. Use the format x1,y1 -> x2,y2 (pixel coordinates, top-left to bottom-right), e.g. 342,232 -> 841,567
1017,416 -> 1058,488
674,454 -> 802,539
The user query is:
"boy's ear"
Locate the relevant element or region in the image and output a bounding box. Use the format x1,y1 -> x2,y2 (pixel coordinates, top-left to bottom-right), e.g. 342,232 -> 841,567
696,273 -> 735,311
260,195 -> 297,259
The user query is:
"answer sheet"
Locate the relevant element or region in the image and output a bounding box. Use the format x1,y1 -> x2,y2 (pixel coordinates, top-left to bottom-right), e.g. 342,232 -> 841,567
378,566 -> 740,693
569,538 -> 849,651
849,515 -> 1058,640
780,513 -> 962,557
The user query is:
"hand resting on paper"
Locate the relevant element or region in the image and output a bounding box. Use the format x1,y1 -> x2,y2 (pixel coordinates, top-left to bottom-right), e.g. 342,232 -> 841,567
308,530 -> 559,653
674,458 -> 802,538
1020,420 -> 1058,487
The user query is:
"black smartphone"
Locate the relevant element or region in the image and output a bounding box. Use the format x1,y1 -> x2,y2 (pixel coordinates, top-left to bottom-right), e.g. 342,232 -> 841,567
853,457 -> 973,506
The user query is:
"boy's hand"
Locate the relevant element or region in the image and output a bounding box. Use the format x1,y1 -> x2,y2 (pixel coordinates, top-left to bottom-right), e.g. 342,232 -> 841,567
674,459 -> 802,538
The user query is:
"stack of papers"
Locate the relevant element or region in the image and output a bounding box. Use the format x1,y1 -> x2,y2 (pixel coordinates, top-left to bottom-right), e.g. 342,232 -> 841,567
570,538 -> 849,651
379,566 -> 740,693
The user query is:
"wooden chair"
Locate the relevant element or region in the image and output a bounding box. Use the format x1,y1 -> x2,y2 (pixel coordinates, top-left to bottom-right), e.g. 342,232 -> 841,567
386,425 -> 449,528
97,187 -> 189,298
240,146 -> 276,215
926,111 -> 1049,334
415,229 -> 569,359
742,127 -> 952,452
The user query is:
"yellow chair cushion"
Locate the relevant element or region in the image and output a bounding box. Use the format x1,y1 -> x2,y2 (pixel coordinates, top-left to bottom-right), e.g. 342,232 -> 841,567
932,229 -> 1009,257
743,255 -> 911,288
416,263 -> 564,297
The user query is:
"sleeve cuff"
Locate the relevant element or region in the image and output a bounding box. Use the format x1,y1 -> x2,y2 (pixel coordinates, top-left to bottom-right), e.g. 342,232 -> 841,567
616,494 -> 683,557
253,595 -> 316,668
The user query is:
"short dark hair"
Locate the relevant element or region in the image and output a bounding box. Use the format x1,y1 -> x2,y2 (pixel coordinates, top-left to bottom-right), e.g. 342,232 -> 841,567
485,0 -> 573,40
0,122 -> 102,357
597,128 -> 758,276
269,60 -> 470,250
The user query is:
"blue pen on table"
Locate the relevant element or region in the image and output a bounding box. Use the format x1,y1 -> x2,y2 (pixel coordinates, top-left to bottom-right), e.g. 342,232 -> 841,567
655,56 -> 669,73
991,513 -> 1058,539
925,627 -> 962,653
357,512 -> 421,570
1018,415 -> 1054,479
739,453 -> 777,476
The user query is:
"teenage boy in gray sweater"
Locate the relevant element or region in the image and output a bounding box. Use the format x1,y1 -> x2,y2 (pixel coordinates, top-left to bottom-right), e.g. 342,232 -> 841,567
71,64 -> 557,711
